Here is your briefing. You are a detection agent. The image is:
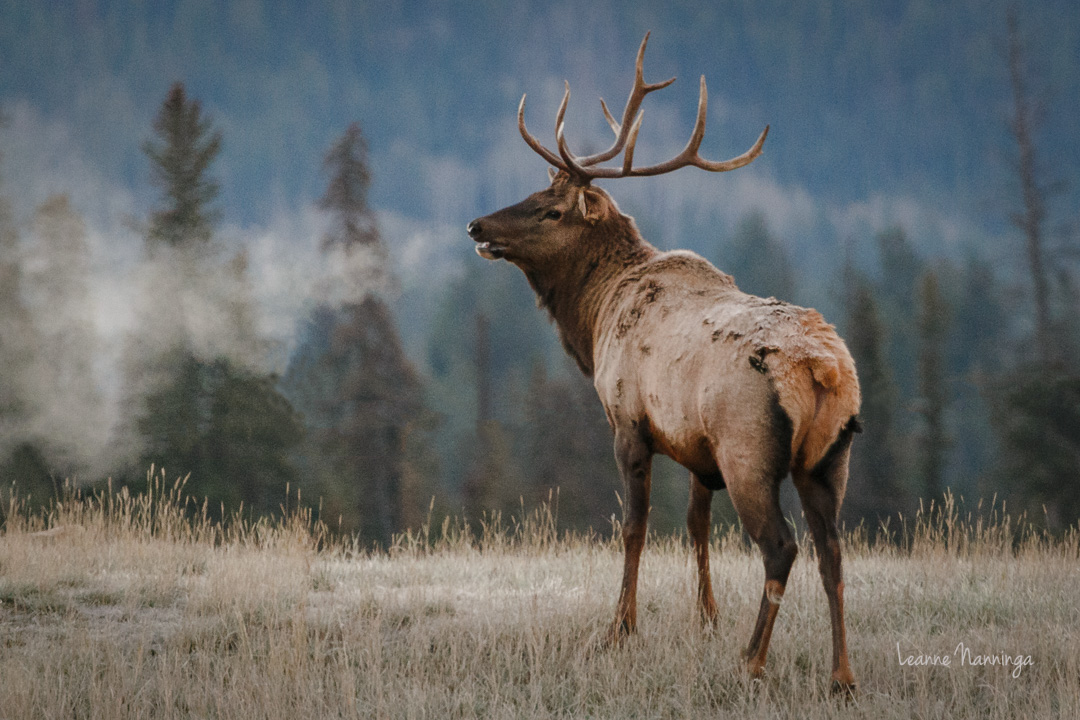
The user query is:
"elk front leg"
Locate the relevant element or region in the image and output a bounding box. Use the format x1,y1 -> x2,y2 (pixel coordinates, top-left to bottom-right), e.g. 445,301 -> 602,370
687,473 -> 718,625
608,429 -> 652,644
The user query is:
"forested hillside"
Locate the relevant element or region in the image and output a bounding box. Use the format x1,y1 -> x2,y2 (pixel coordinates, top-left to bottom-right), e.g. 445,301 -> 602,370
1,1 -> 1078,542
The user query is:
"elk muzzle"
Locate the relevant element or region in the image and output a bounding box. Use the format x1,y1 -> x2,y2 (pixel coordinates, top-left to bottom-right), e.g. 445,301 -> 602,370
467,218 -> 507,260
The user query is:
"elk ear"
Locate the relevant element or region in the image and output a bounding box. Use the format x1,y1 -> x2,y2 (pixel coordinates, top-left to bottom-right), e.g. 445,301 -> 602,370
577,187 -> 610,225
548,167 -> 558,184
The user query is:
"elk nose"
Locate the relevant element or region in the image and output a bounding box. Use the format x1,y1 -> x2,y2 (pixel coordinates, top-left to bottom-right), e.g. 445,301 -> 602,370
467,219 -> 483,238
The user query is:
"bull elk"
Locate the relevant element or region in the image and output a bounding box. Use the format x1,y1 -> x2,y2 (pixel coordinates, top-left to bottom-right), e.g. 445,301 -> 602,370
467,33 -> 860,694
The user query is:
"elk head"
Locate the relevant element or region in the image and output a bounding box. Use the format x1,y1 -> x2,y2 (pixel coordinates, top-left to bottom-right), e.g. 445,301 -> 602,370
468,31 -> 769,267
466,172 -> 620,267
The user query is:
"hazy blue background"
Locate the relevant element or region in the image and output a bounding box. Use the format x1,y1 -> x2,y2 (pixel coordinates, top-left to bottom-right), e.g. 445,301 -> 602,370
2,0 -> 1078,534
4,1 -> 1078,323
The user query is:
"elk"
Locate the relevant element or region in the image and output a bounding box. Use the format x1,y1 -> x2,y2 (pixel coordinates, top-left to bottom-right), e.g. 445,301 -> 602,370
467,33 -> 860,694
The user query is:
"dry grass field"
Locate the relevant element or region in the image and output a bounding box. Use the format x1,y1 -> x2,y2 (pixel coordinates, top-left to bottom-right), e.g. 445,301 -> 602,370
1,475 -> 1078,719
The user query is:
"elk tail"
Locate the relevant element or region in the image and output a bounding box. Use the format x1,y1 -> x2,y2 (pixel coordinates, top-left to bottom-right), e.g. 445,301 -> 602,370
808,354 -> 840,390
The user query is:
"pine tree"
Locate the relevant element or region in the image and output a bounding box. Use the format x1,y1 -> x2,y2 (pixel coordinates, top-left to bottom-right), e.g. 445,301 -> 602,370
461,312 -> 522,522
127,84 -> 301,518
990,370 -> 1080,527
21,195 -> 106,476
985,5 -> 1080,529
320,122 -> 379,250
953,256 -> 1007,376
282,122 -> 429,544
462,419 -> 522,523
0,128 -> 53,515
522,360 -> 618,532
143,83 -> 222,248
1005,4 -> 1056,365
0,150 -> 30,451
916,269 -> 949,501
875,225 -> 923,400
844,280 -> 906,524
126,83 -> 224,486
721,209 -> 796,301
204,359 -> 305,518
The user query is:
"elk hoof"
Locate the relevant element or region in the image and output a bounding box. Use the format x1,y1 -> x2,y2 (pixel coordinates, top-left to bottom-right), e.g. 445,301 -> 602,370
743,656 -> 767,680
602,619 -> 634,648
698,598 -> 719,627
830,678 -> 858,700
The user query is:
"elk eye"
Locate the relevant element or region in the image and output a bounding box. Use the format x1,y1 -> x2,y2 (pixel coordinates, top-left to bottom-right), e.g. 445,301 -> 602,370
543,209 -> 562,221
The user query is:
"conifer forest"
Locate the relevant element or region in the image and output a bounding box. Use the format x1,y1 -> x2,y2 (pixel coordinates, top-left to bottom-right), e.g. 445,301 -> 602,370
1,0 -> 1079,545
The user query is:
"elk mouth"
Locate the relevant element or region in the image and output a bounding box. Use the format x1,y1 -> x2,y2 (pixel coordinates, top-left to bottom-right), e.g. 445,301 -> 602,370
467,218 -> 509,260
474,241 -> 507,260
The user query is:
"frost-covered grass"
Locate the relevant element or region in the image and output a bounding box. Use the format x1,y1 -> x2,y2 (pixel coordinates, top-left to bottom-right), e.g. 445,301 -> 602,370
1,476 -> 1077,719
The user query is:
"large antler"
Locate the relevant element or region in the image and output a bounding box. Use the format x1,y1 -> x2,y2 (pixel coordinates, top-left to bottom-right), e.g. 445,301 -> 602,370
518,32 -> 769,182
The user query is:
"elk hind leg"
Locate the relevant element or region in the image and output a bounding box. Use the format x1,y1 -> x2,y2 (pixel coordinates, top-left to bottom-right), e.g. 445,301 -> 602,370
687,472 -> 718,625
793,436 -> 856,695
728,470 -> 798,679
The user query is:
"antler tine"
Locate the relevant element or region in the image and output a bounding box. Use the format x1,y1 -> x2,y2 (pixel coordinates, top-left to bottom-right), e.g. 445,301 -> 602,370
555,120 -> 592,179
624,76 -> 770,177
621,111 -> 644,175
600,99 -> 620,135
516,32 -> 768,182
554,81 -> 571,146
518,93 -> 568,171
577,32 -> 676,168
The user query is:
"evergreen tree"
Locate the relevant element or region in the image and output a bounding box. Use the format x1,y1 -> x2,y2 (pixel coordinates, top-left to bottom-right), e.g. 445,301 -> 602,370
1005,4 -> 1057,366
0,131 -> 53,515
916,269 -> 950,500
460,312 -> 527,522
204,360 -> 305,518
522,360 -> 618,532
461,419 -> 522,523
126,83 -> 222,485
282,122 -> 430,544
136,350 -> 212,489
953,255 -> 1007,376
875,225 -> 923,400
945,256 -> 1004,493
721,209 -> 796,301
844,280 -> 906,524
143,83 -> 222,247
137,353 -> 304,518
990,369 -> 1080,527
985,6 -> 1080,528
284,298 -> 426,542
221,248 -> 265,368
127,84 -> 301,518
21,195 -> 106,476
320,122 -> 379,250
0,149 -> 30,453
459,311 -> 522,521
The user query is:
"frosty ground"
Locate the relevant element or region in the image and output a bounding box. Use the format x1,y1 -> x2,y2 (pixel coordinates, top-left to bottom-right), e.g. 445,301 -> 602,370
1,480 -> 1077,719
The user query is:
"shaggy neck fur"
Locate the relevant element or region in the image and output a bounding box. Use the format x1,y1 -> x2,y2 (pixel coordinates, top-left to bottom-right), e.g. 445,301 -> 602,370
523,211 -> 655,376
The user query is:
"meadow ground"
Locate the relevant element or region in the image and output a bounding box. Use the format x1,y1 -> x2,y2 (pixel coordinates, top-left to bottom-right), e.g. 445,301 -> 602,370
1,476 -> 1077,719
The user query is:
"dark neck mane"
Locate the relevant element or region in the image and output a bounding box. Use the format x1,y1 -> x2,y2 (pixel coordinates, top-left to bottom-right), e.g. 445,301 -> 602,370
524,214 -> 654,376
